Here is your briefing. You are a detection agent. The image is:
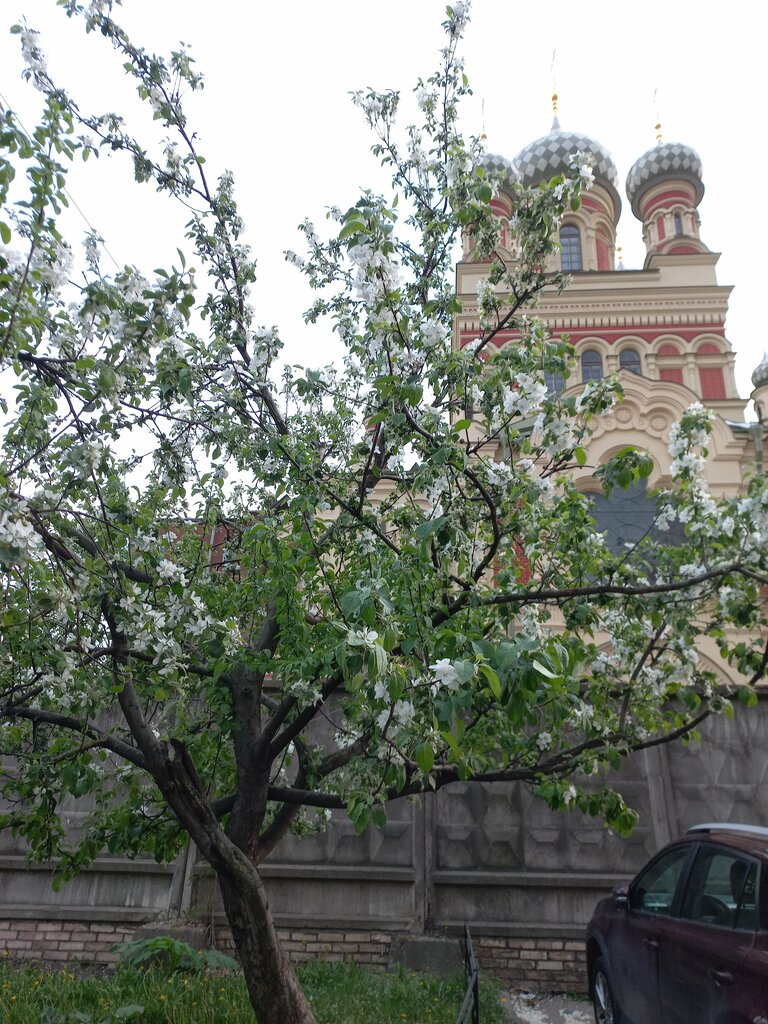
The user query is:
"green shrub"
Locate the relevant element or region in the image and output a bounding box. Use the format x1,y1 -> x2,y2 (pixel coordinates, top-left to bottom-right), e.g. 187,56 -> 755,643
111,936 -> 239,975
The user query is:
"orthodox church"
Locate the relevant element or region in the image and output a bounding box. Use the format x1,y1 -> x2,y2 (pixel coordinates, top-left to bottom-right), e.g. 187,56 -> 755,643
457,99 -> 768,531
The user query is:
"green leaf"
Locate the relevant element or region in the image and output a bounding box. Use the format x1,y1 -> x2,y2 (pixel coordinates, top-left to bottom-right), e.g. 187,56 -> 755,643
454,660 -> 476,684
0,222 -> 10,245
414,742 -> 434,773
574,447 -> 587,467
370,807 -> 387,827
477,663 -> 501,698
339,221 -> 367,240
471,638 -> 494,660
452,418 -> 472,432
532,660 -> 559,680
415,515 -> 448,540
340,589 -> 366,617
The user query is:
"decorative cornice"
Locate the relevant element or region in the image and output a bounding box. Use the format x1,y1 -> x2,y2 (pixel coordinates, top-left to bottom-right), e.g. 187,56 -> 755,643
456,303 -> 728,331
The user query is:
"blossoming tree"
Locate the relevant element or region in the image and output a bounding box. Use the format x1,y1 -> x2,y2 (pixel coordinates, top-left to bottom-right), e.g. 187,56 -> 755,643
1,4 -> 767,1022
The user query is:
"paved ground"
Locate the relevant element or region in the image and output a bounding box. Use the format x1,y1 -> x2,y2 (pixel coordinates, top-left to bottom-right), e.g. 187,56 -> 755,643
500,990 -> 593,1024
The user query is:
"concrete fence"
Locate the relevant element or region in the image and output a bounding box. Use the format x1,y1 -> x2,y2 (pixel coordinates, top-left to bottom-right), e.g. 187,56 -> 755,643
1,699 -> 766,991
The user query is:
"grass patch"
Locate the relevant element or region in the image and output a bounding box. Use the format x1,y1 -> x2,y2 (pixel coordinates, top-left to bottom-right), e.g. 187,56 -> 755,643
0,960 -> 506,1023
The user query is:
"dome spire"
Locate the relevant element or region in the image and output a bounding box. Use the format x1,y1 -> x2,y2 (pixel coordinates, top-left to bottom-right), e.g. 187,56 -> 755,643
550,49 -> 560,129
653,88 -> 662,143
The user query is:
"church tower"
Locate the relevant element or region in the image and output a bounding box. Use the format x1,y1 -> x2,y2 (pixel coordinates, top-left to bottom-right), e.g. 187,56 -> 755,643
626,137 -> 707,258
512,100 -> 621,273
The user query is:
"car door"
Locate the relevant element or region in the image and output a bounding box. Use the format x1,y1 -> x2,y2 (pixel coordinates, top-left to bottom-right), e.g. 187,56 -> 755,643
609,843 -> 693,1024
659,845 -> 757,1024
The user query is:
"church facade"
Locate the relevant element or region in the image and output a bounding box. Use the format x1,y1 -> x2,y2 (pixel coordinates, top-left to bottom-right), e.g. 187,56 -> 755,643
457,112 -> 767,691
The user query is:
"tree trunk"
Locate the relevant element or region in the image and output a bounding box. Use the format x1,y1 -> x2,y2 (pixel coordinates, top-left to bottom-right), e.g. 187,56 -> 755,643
218,866 -> 318,1024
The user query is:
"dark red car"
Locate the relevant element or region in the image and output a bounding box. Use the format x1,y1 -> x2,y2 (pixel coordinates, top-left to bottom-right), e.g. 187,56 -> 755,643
586,823 -> 768,1023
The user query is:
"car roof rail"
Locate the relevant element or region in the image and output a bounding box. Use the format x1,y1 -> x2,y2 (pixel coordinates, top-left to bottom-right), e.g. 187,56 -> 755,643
687,823 -> 768,838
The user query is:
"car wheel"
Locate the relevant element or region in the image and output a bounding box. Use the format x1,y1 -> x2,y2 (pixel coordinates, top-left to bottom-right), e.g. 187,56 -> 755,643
592,958 -> 620,1024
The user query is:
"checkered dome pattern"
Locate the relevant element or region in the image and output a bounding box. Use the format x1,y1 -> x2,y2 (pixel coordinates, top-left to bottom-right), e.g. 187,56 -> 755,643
626,141 -> 703,204
480,152 -> 518,187
513,129 -> 619,189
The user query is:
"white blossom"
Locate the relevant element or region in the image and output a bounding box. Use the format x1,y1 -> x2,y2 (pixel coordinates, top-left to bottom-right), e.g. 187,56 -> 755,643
156,558 -> 185,584
393,699 -> 416,726
448,1 -> 470,37
446,151 -> 472,186
0,506 -> 44,564
579,165 -> 595,188
407,128 -> 428,171
348,242 -> 401,303
415,86 -> 432,111
429,658 -> 460,694
485,459 -> 515,488
502,371 -> 547,419
421,319 -> 448,349
20,28 -> 48,89
34,241 -> 72,294
476,278 -> 496,323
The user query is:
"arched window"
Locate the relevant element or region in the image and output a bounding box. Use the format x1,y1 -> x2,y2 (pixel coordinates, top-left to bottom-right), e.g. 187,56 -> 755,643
591,477 -> 685,554
581,349 -> 603,382
674,213 -> 683,236
619,348 -> 642,375
560,225 -> 583,271
545,370 -> 565,396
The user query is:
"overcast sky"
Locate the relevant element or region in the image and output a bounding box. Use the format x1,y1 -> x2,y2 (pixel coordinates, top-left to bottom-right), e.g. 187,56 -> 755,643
1,1 -> 763,401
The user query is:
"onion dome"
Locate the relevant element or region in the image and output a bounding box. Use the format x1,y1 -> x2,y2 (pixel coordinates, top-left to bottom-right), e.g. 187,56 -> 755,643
752,352 -> 768,390
626,141 -> 704,219
479,151 -> 518,188
513,118 -> 620,221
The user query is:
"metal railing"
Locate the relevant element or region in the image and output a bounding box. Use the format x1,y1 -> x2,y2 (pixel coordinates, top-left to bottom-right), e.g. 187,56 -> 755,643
456,923 -> 480,1024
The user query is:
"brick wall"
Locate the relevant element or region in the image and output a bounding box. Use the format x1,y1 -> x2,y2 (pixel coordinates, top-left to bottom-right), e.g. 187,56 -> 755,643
0,920 -> 135,963
475,936 -> 587,993
0,919 -> 586,993
212,926 -> 393,967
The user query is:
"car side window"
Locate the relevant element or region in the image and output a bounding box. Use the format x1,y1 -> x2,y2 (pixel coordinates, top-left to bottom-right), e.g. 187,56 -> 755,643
680,847 -> 759,930
630,846 -> 690,914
